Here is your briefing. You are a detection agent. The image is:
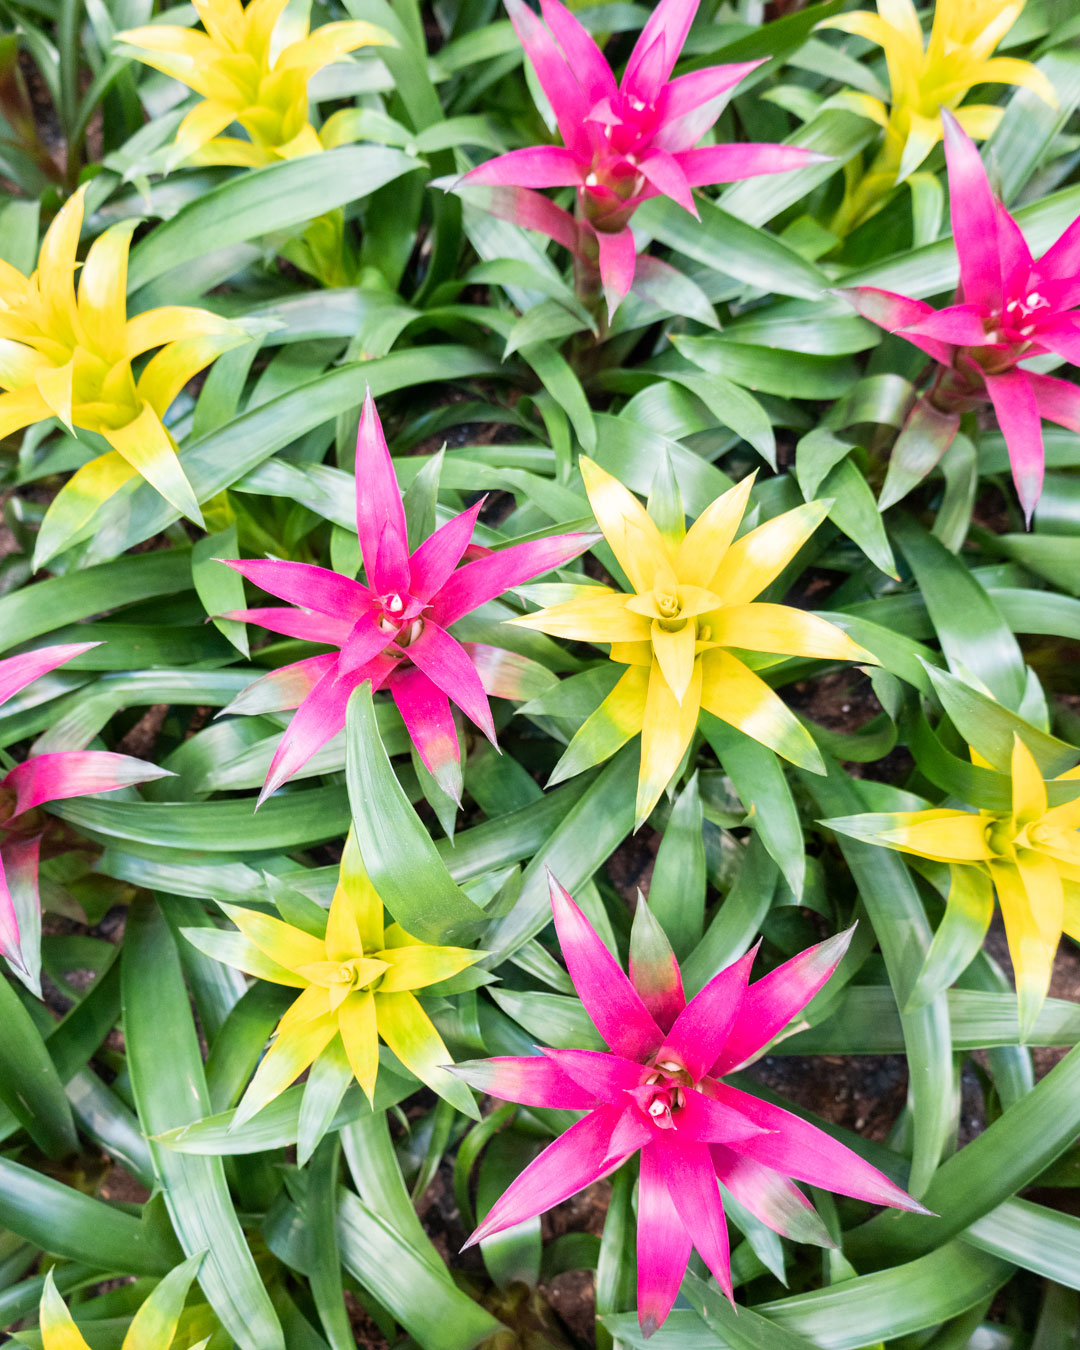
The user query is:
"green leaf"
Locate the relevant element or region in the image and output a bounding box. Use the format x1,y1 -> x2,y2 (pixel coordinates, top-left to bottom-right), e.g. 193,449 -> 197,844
0,978 -> 78,1158
192,524 -> 248,657
648,772 -> 707,959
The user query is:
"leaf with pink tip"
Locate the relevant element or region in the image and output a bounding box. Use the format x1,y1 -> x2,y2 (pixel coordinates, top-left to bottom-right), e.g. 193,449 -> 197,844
403,620 -> 496,745
1029,371 -> 1080,432
996,199 -> 1033,298
539,0 -> 616,104
4,751 -> 172,818
464,144 -> 585,189
221,654 -> 336,717
0,835 -> 42,994
1035,212 -> 1080,281
1030,314 -> 1080,366
337,610 -> 394,676
638,150 -> 697,216
629,897 -> 685,1032
389,664 -> 463,805
596,228 -> 637,321
408,500 -> 485,602
430,531 -> 595,627
503,0 -> 589,156
449,1055 -> 604,1109
624,0 -> 696,98
355,388 -> 410,595
710,1144 -> 834,1248
636,1141 -> 693,1339
464,643 -> 557,702
464,1105 -> 623,1247
984,369 -> 1045,524
942,110 -> 1002,311
656,61 -> 762,139
223,606 -> 355,645
656,1138 -> 733,1301
540,1046 -> 643,1104
675,142 -> 826,186
258,664 -> 365,805
842,287 -> 952,364
712,928 -> 855,1076
456,184 -> 583,254
675,1087 -> 769,1145
222,558 -> 369,618
548,872 -> 664,1061
900,304 -> 992,346
0,642 -> 98,708
712,1085 -> 928,1212
658,946 -> 756,1082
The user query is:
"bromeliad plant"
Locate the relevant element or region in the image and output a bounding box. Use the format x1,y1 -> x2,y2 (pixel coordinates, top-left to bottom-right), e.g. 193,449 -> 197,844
514,457 -> 873,825
221,390 -> 594,807
454,876 -> 924,1336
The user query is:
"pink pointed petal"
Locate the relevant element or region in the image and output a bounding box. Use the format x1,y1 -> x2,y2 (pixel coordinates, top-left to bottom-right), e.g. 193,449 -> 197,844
222,558 -> 368,618
658,61 -> 762,126
389,664 -> 462,804
0,847 -> 22,968
449,1055 -> 603,1109
337,610 -> 394,676
258,662 -> 367,805
712,1085 -> 928,1212
656,1139 -> 733,1301
400,620 -> 496,744
355,389 -> 410,595
0,643 -> 98,707
638,149 -> 697,216
0,836 -> 40,988
430,530 -> 596,627
223,606 -> 355,645
409,500 -> 485,602
605,1108 -> 656,1161
637,1141 -> 693,1338
842,287 -> 953,363
1029,371 -> 1080,432
539,0 -> 617,104
629,904 -> 685,1033
464,144 -> 586,188
942,110 -> 1002,311
713,928 -> 855,1076
1029,315 -> 1080,365
675,1086 -> 769,1145
996,200 -> 1033,298
540,1046 -> 644,1104
900,304 -> 992,346
710,1145 -> 830,1245
659,946 -> 757,1082
504,0 -> 589,156
460,183 -> 583,254
1036,213 -> 1080,280
549,873 -> 665,1061
624,0 -> 698,98
465,1106 -> 624,1247
222,654 -> 336,717
984,368 -> 1045,524
4,751 -> 171,817
675,143 -> 828,187
596,228 -> 638,320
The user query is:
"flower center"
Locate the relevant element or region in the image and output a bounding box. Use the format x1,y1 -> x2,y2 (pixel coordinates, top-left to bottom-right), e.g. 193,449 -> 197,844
985,817 -> 1016,857
374,592 -> 426,647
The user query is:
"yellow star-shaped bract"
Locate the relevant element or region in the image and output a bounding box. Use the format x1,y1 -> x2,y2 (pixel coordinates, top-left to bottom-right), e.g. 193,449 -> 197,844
30,1259 -> 207,1350
828,735 -> 1080,1037
0,184 -> 250,534
512,458 -> 875,828
203,831 -> 483,1125
116,0 -> 390,169
823,0 -> 1056,216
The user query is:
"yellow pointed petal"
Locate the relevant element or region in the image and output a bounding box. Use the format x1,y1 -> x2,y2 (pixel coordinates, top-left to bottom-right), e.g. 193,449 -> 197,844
1062,880 -> 1080,942
673,473 -> 755,588
819,10 -> 908,50
897,110 -> 943,180
548,662 -> 649,786
699,648 -> 824,772
39,1270 -> 93,1350
338,989 -> 380,1104
174,98 -> 242,159
1011,734 -> 1048,830
220,901 -> 326,973
37,189 -> 85,334
377,943 -> 481,992
120,1256 -> 201,1350
136,330 -> 249,416
0,336 -> 51,390
0,385 -> 50,438
650,618 -> 697,705
374,989 -> 478,1117
877,809 -> 996,862
193,135 -> 277,168
877,0 -> 922,46
274,20 -> 389,71
707,602 -> 875,663
707,500 -> 830,605
125,305 -> 242,360
295,958 -> 388,987
579,455 -> 671,593
78,220 -> 138,361
512,589 -> 649,643
951,104 -> 1005,141
327,828 -> 383,958
233,1011 -> 338,1126
976,57 -> 1059,107
185,926 -> 307,986
35,359 -> 75,432
103,402 -> 203,526
992,858 -> 1059,1039
636,655 -> 701,827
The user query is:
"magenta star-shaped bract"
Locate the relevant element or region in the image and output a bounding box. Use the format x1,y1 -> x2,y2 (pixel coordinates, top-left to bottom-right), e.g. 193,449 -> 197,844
221,390 -> 595,806
462,0 -> 823,316
849,110 -> 1080,522
454,875 -> 926,1336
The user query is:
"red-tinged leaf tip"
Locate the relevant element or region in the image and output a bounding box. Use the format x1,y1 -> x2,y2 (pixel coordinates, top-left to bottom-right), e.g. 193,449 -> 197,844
640,1317 -> 659,1340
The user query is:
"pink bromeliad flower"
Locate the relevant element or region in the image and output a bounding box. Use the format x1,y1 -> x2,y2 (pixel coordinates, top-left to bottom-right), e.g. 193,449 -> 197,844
848,110 -> 1080,522
221,391 -> 595,807
454,875 -> 926,1336
0,642 -> 170,994
461,0 -> 824,317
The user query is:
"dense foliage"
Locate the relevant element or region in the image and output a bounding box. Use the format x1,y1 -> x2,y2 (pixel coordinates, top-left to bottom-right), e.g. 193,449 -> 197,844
2,0 -> 1080,1345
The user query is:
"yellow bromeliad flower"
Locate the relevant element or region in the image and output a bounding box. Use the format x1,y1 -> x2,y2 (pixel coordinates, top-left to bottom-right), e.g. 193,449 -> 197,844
186,831 -> 483,1128
827,735 -> 1080,1037
29,1259 -> 207,1350
0,185 -> 249,532
823,0 -> 1056,233
512,458 -> 875,827
116,0 -> 389,169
